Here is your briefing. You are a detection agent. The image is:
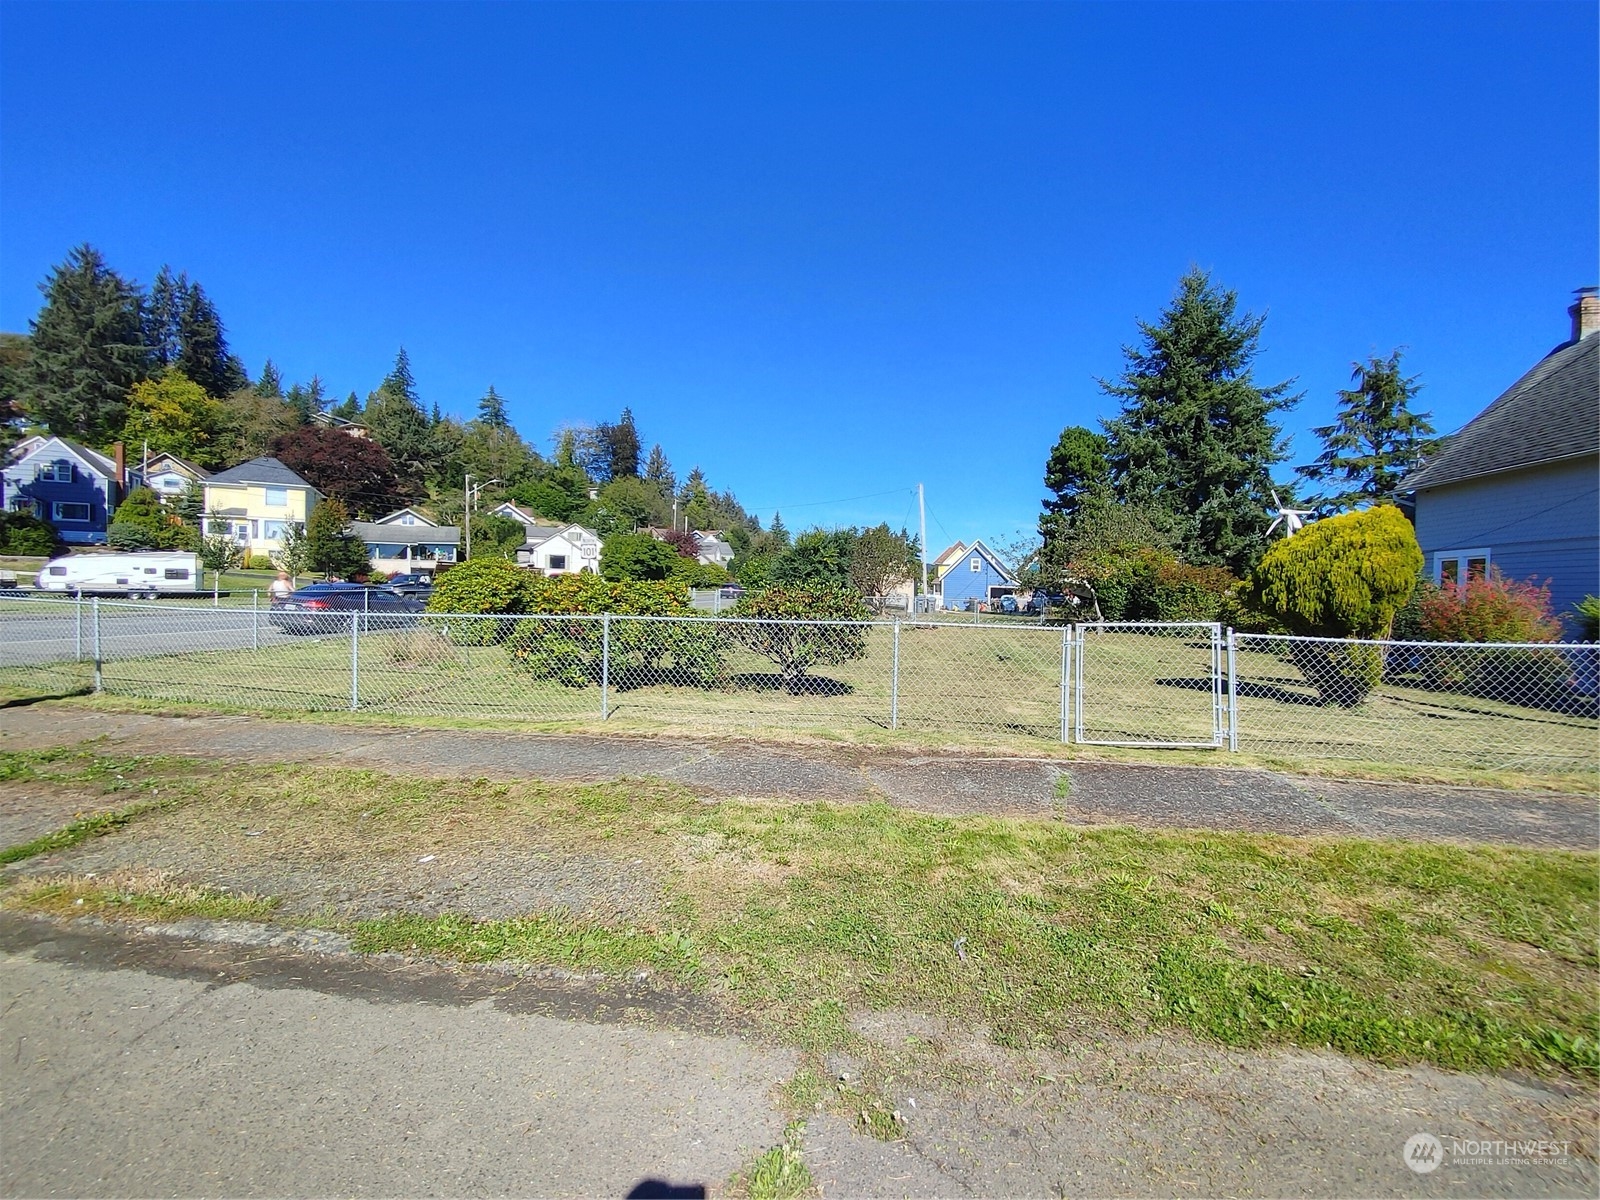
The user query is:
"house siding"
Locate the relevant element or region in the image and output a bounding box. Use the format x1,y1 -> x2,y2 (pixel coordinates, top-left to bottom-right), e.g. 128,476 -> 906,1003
2,444 -> 120,544
1413,454 -> 1600,630
201,482 -> 316,556
937,551 -> 1014,609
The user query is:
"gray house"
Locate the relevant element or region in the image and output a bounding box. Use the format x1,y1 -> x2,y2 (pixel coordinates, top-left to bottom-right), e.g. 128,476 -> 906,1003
1403,290 -> 1599,631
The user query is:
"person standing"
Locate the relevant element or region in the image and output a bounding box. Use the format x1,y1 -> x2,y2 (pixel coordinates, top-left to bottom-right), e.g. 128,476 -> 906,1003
268,571 -> 294,602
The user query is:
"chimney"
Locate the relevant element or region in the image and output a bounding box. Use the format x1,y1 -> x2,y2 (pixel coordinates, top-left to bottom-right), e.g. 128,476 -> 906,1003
1569,287 -> 1600,342
113,441 -> 126,490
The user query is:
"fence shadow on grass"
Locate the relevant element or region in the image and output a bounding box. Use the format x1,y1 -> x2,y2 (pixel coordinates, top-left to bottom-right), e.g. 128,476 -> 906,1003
726,672 -> 855,697
1157,675 -> 1325,707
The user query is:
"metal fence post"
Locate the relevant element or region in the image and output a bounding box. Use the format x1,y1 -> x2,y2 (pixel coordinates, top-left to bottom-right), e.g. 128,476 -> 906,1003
600,614 -> 611,719
251,590 -> 259,651
349,611 -> 360,711
890,619 -> 901,730
92,597 -> 102,693
1060,623 -> 1072,743
75,591 -> 83,662
1226,628 -> 1239,752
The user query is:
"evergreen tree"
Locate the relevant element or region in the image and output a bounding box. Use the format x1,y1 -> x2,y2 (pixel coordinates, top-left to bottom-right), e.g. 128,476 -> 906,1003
1100,268 -> 1299,571
381,347 -> 419,406
330,392 -> 361,421
430,402 -> 442,426
644,443 -> 675,496
477,385 -> 510,428
678,466 -> 712,530
144,265 -> 187,367
0,333 -> 31,458
1043,426 -> 1113,520
769,511 -> 790,547
25,244 -> 150,442
604,407 -> 641,479
175,282 -> 246,397
1297,350 -> 1437,512
304,498 -> 371,578
254,360 -> 284,398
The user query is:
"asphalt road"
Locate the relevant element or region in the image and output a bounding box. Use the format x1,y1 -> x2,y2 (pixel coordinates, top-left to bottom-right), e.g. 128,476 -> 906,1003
0,602 -> 306,665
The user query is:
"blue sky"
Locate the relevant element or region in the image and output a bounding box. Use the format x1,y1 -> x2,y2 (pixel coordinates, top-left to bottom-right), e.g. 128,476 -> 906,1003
2,2 -> 1595,552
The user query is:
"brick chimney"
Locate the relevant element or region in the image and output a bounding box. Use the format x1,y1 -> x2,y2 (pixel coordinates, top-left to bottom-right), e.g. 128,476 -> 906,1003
113,441 -> 126,488
1569,286 -> 1600,341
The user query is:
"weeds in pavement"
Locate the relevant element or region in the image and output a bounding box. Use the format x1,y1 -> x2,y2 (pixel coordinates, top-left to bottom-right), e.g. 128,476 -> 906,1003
724,1122 -> 814,1200
10,870 -> 279,921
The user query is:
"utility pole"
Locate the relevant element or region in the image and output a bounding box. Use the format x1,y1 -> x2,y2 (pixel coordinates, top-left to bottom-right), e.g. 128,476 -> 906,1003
463,473 -> 473,561
918,482 -> 928,600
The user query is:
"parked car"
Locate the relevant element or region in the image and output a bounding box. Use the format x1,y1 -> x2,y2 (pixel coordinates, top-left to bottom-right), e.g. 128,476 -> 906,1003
999,594 -> 1020,614
1026,592 -> 1069,614
719,585 -> 745,600
269,582 -> 426,635
383,573 -> 434,599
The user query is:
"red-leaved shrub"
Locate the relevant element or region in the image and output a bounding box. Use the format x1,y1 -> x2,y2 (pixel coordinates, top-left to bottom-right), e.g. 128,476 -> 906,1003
1418,569 -> 1563,644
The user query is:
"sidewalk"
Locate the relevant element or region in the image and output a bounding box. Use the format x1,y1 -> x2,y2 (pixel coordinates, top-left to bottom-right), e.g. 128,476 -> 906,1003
1,702 -> 1594,849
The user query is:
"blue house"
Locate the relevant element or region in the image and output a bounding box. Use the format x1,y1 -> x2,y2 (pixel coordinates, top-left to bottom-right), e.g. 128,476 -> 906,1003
933,539 -> 1018,611
2,435 -> 139,545
1402,290 -> 1599,633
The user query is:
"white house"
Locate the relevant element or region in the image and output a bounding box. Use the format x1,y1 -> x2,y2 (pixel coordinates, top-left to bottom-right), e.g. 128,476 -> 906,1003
694,530 -> 735,569
516,523 -> 602,575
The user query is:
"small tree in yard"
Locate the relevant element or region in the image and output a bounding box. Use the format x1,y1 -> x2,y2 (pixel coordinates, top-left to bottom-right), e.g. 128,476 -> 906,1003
1247,506 -> 1422,706
304,498 -> 370,579
726,587 -> 871,693
198,525 -> 243,590
272,521 -> 312,584
1416,569 -> 1570,702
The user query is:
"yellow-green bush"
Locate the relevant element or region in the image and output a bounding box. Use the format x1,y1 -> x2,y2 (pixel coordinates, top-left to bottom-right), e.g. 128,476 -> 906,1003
1248,506 -> 1423,706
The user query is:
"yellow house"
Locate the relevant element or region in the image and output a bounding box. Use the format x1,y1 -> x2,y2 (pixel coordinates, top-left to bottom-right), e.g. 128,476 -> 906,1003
201,456 -> 320,558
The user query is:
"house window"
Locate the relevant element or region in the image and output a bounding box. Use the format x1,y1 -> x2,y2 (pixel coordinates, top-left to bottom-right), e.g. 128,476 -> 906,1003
1434,548 -> 1490,592
263,520 -> 289,541
52,501 -> 90,523
263,487 -> 289,507
35,461 -> 72,483
155,474 -> 184,492
970,556 -> 981,573
548,555 -> 567,571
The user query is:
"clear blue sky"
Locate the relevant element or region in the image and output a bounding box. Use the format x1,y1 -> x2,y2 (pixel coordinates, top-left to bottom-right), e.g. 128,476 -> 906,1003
2,2 -> 1595,552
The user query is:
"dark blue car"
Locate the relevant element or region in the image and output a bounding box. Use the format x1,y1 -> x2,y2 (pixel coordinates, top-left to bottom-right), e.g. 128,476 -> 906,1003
269,582 -> 426,635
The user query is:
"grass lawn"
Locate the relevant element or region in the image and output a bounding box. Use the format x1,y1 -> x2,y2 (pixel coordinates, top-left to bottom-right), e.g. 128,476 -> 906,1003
9,613 -> 1587,785
2,750 -> 1595,1079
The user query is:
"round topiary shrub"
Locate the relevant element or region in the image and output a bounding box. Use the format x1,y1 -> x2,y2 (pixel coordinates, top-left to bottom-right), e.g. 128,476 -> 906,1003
426,558 -> 541,643
1247,506 -> 1423,706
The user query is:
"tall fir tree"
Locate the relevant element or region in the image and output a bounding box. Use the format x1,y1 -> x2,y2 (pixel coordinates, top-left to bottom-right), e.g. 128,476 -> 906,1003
477,385 -> 509,428
1297,350 -> 1437,512
769,512 -> 790,547
604,407 -> 641,479
381,346 -> 419,406
1099,268 -> 1300,571
254,360 -> 284,398
365,349 -> 431,494
644,443 -> 675,496
175,282 -> 246,397
144,265 -> 188,368
25,244 -> 150,443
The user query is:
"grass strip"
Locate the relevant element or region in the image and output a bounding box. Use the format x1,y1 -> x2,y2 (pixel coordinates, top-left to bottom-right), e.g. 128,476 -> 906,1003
2,758 -> 1594,1077
724,1122 -> 815,1200
8,873 -> 279,921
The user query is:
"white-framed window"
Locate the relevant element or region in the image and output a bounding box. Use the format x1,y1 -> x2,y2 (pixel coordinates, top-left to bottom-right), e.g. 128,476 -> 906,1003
548,554 -> 568,571
52,501 -> 91,523
970,555 -> 981,573
263,520 -> 289,541
35,460 -> 72,483
154,474 -> 185,492
1433,548 -> 1490,592
263,486 -> 289,507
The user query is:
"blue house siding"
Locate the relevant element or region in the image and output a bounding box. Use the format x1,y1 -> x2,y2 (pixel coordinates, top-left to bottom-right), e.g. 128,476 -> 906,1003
1413,454 -> 1600,632
938,546 -> 1015,609
2,443 -> 123,545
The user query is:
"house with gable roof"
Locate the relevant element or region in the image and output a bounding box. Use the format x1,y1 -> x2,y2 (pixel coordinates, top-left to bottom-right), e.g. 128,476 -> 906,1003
1402,289 -> 1599,630
349,507 -> 459,577
931,538 -> 1018,611
142,451 -> 211,503
201,456 -> 320,558
2,435 -> 140,544
485,501 -> 603,574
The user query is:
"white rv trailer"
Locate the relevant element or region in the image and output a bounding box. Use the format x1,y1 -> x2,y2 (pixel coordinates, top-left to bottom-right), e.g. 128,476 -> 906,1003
34,552 -> 204,598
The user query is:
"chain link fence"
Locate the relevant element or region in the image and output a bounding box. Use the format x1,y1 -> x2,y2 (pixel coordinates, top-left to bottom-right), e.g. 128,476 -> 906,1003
1,598 -> 1595,777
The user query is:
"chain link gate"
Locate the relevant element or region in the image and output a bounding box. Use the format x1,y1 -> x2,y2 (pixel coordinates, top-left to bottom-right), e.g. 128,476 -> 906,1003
1072,622 -> 1228,747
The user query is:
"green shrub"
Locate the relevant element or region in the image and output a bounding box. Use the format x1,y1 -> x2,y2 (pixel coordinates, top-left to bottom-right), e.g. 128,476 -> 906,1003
600,532 -> 678,581
1577,596 -> 1600,643
247,554 -> 276,571
1068,549 -> 1235,623
1247,506 -> 1423,706
427,558 -> 541,644
725,587 -> 871,692
106,520 -> 158,551
1414,571 -> 1570,703
0,512 -> 60,556
506,574 -> 721,688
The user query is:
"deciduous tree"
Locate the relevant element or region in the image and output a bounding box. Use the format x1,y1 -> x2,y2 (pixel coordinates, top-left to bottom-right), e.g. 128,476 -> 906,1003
122,370 -> 228,466
271,425 -> 409,518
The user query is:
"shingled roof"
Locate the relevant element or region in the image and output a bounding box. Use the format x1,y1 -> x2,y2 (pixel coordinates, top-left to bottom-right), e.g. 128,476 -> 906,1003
1403,333 -> 1599,492
206,456 -> 317,489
